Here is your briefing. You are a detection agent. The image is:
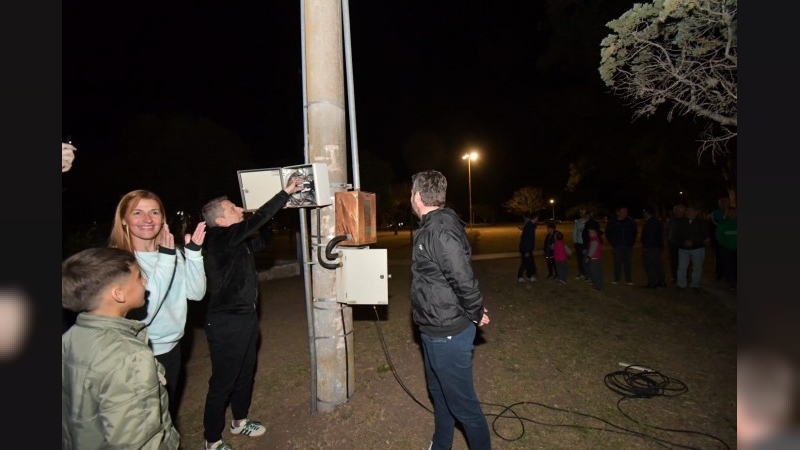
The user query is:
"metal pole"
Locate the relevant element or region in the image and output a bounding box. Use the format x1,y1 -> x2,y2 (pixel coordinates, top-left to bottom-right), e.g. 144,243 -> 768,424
467,158 -> 473,228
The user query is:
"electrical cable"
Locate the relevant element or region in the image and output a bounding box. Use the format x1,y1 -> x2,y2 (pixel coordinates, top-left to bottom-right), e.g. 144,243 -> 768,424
371,312 -> 731,449
341,304 -> 350,401
371,306 -> 433,414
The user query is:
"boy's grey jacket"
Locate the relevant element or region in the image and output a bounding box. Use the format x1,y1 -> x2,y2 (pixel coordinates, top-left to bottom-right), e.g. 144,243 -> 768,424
62,313 -> 180,449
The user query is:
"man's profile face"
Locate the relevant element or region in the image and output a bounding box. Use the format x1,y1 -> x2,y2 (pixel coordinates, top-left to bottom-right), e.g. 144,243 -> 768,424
217,200 -> 244,227
410,192 -> 421,219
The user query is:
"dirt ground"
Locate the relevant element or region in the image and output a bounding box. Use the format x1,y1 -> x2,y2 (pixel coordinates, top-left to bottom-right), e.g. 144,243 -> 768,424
172,225 -> 737,450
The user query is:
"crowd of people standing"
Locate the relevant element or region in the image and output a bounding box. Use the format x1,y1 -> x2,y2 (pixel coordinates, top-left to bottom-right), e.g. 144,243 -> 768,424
515,198 -> 737,292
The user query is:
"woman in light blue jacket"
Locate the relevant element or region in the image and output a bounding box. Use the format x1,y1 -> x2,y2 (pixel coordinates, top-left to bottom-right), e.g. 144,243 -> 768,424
109,189 -> 207,421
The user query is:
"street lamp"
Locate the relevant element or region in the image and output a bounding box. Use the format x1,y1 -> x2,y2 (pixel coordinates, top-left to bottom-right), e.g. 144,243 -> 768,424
549,199 -> 555,220
462,151 -> 479,227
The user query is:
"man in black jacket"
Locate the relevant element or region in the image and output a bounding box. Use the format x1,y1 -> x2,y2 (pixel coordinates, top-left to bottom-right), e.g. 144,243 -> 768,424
605,206 -> 638,285
673,204 -> 709,290
198,176 -> 305,450
410,170 -> 492,450
641,207 -> 666,288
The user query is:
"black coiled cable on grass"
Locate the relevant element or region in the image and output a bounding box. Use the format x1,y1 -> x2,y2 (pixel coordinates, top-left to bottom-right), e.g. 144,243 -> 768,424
604,364 -> 688,398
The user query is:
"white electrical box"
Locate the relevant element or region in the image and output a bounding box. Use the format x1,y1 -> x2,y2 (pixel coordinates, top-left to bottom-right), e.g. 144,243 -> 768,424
237,167 -> 284,211
237,162 -> 332,211
336,248 -> 389,305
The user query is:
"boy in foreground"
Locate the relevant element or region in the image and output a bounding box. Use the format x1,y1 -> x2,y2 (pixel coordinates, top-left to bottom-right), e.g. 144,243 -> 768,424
62,247 -> 179,450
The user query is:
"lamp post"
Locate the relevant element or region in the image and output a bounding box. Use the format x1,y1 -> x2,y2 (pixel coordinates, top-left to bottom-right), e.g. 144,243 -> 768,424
549,198 -> 555,220
462,151 -> 479,228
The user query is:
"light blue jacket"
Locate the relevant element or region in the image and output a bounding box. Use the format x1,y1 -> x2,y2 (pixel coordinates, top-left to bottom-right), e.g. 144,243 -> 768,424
573,218 -> 586,244
135,243 -> 206,356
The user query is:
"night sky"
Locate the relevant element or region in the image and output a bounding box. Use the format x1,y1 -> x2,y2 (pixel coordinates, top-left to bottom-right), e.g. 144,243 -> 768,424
62,0 -> 716,226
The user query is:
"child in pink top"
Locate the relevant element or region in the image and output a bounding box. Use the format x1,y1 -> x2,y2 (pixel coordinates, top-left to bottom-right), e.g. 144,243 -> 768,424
553,231 -> 572,285
584,226 -> 604,290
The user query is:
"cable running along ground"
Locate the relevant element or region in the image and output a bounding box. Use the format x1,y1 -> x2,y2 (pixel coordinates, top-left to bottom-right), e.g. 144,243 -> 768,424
372,311 -> 731,449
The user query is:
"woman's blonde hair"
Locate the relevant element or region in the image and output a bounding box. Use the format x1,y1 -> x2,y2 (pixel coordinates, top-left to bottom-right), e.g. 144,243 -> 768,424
108,190 -> 166,251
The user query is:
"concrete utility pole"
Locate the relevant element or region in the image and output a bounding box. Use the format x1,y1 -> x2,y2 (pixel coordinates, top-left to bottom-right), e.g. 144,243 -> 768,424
302,0 -> 353,413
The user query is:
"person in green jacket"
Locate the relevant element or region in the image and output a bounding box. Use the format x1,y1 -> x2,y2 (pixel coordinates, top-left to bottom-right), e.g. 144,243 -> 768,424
714,206 -> 737,290
62,247 -> 180,450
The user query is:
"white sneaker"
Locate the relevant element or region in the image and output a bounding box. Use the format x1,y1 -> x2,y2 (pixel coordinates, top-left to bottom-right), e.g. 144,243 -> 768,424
529,276 -> 537,282
204,440 -> 233,450
230,419 -> 266,437
518,277 -> 525,282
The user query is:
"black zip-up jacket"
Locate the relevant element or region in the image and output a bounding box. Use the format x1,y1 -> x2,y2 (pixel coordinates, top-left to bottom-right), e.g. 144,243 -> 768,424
203,190 -> 288,315
673,216 -> 709,250
605,216 -> 637,248
410,208 -> 484,338
543,231 -> 556,257
641,216 -> 665,249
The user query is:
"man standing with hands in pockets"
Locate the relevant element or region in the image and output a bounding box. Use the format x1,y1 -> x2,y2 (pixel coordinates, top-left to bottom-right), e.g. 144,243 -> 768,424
409,170 -> 492,450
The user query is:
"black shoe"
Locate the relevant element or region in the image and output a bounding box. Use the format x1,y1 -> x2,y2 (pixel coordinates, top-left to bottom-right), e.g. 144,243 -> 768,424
657,282 -> 667,288
646,283 -> 657,289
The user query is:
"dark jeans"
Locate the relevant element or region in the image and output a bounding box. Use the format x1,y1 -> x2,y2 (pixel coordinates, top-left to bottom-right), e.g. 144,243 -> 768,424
668,242 -> 680,282
589,258 -> 604,290
720,246 -> 737,288
574,243 -> 586,276
545,256 -> 557,278
421,325 -> 491,450
517,251 -> 537,278
713,238 -> 725,278
155,344 -> 182,421
556,261 -> 568,282
642,247 -> 666,286
612,246 -> 633,283
203,312 -> 260,443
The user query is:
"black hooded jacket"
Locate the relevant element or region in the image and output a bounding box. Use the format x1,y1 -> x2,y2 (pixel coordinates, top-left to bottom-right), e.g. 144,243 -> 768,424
410,208 -> 484,338
203,190 -> 289,315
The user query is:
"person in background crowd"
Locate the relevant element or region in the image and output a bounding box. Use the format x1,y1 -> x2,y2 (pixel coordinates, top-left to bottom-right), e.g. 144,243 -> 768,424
640,207 -> 666,288
664,204 -> 686,283
409,169 -> 492,450
584,222 -> 604,291
673,204 -> 709,290
553,230 -> 572,286
516,213 -> 538,282
543,222 -> 558,280
581,210 -> 602,283
709,196 -> 730,281
605,206 -> 637,285
572,208 -> 588,280
714,206 -> 737,291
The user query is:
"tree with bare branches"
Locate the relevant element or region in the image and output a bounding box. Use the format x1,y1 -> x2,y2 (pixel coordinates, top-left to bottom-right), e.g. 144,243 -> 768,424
599,0 -> 737,160
504,186 -> 546,218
